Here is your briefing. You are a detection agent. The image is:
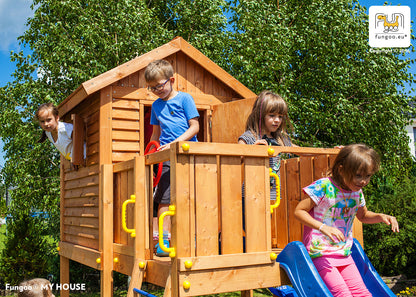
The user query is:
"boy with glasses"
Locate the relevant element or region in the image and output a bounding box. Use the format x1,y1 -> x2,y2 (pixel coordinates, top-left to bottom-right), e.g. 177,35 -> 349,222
145,59 -> 200,256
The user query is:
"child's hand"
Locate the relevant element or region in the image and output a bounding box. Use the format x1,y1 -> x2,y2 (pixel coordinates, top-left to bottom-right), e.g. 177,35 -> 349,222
320,224 -> 345,243
381,214 -> 400,232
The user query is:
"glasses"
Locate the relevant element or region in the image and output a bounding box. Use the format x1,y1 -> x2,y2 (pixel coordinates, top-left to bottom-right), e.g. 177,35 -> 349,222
147,79 -> 170,92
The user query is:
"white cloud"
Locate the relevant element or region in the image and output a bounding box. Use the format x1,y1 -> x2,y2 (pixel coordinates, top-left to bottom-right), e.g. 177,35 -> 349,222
0,0 -> 33,52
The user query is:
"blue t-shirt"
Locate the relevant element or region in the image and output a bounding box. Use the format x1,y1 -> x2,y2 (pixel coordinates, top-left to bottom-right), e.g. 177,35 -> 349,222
150,92 -> 200,145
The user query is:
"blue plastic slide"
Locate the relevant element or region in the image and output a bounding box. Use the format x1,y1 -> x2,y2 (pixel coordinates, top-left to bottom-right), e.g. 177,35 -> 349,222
271,239 -> 395,297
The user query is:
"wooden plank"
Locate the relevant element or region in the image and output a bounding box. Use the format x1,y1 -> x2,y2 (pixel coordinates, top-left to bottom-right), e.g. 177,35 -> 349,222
175,142 -> 340,158
127,258 -> 144,297
286,159 -> 301,243
176,52 -> 187,92
134,156 -> 148,259
186,57 -> 196,94
80,42 -> 180,96
113,159 -> 135,172
112,130 -> 140,141
63,207 -> 99,218
113,242 -> 134,257
100,164 -> 114,297
112,152 -> 140,163
64,164 -> 100,181
127,168 -> 135,248
112,141 -> 140,152
112,98 -> 140,109
60,256 -> 70,297
99,86 -> 113,164
177,263 -> 280,296
195,155 -> 219,256
177,252 -> 277,271
139,104 -> 145,156
276,161 -> 288,248
112,119 -> 140,130
112,109 -> 140,120
59,241 -> 101,269
212,97 -> 256,144
64,225 -> 99,239
63,233 -> 99,250
220,156 -> 243,254
64,186 -> 99,199
244,157 -> 268,252
64,175 -> 99,190
71,113 -> 85,166
313,155 -> 330,181
63,217 -> 99,229
146,260 -> 171,288
113,253 -> 134,276
64,196 -> 98,207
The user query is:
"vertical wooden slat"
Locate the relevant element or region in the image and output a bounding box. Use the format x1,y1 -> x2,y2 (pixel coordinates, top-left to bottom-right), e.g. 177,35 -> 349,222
195,155 -> 219,256
71,113 -> 85,166
127,169 -> 135,247
134,156 -> 148,257
113,173 -> 122,243
100,86 -> 113,164
171,149 -> 191,297
297,156 -> 314,240
186,57 -> 196,94
189,155 -> 196,257
194,62 -> 203,94
313,155 -> 329,181
139,104 -> 145,155
100,164 -> 114,297
244,157 -> 268,252
220,156 -> 243,254
286,159 -> 301,243
276,160 -> 288,248
176,52 -> 186,92
120,171 -> 129,245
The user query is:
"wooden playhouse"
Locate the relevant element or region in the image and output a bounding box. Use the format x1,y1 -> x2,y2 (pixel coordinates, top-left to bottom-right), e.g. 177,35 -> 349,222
57,37 -> 363,297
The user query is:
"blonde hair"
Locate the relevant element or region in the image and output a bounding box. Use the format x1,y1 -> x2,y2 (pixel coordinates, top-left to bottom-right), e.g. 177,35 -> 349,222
331,144 -> 380,189
245,90 -> 292,145
144,59 -> 174,82
18,278 -> 52,297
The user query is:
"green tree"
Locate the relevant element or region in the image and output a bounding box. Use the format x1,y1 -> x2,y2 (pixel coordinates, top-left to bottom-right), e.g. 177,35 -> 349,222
0,0 -> 230,281
226,0 -> 415,178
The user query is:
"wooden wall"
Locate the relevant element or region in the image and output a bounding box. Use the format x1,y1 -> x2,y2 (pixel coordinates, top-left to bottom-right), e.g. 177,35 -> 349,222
61,94 -> 101,250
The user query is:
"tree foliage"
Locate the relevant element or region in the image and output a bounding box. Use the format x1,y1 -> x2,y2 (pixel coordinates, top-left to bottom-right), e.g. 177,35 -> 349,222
225,0 -> 415,178
0,0 -> 414,279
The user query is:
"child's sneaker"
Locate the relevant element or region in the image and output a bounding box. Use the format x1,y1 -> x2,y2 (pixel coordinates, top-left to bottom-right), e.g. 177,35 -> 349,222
155,239 -> 170,257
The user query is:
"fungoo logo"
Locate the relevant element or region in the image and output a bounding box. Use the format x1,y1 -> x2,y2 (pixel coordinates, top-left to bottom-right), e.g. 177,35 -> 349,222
369,6 -> 410,48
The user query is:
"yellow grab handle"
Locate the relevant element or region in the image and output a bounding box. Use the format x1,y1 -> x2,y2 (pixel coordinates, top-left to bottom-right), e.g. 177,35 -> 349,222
159,205 -> 176,257
122,194 -> 136,237
270,168 -> 281,214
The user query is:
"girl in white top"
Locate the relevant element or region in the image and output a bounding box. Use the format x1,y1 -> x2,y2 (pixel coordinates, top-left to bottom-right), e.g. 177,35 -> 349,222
36,103 -> 73,161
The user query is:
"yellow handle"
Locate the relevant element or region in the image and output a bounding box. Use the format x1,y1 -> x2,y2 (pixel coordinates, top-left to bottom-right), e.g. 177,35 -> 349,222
159,205 -> 176,257
122,194 -> 136,237
270,168 -> 281,214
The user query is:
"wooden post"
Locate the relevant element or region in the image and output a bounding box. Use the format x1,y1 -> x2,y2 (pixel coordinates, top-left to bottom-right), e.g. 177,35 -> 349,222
100,164 -> 114,297
59,158 -> 70,297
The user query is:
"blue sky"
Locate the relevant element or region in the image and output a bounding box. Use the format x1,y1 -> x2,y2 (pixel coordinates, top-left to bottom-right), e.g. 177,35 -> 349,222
0,0 -> 415,168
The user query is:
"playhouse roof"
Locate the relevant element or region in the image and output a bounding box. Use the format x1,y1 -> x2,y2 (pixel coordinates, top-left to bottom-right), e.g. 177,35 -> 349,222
59,37 -> 255,116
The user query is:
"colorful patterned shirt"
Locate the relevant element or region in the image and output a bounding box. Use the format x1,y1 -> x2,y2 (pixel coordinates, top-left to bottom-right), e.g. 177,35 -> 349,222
302,177 -> 366,259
